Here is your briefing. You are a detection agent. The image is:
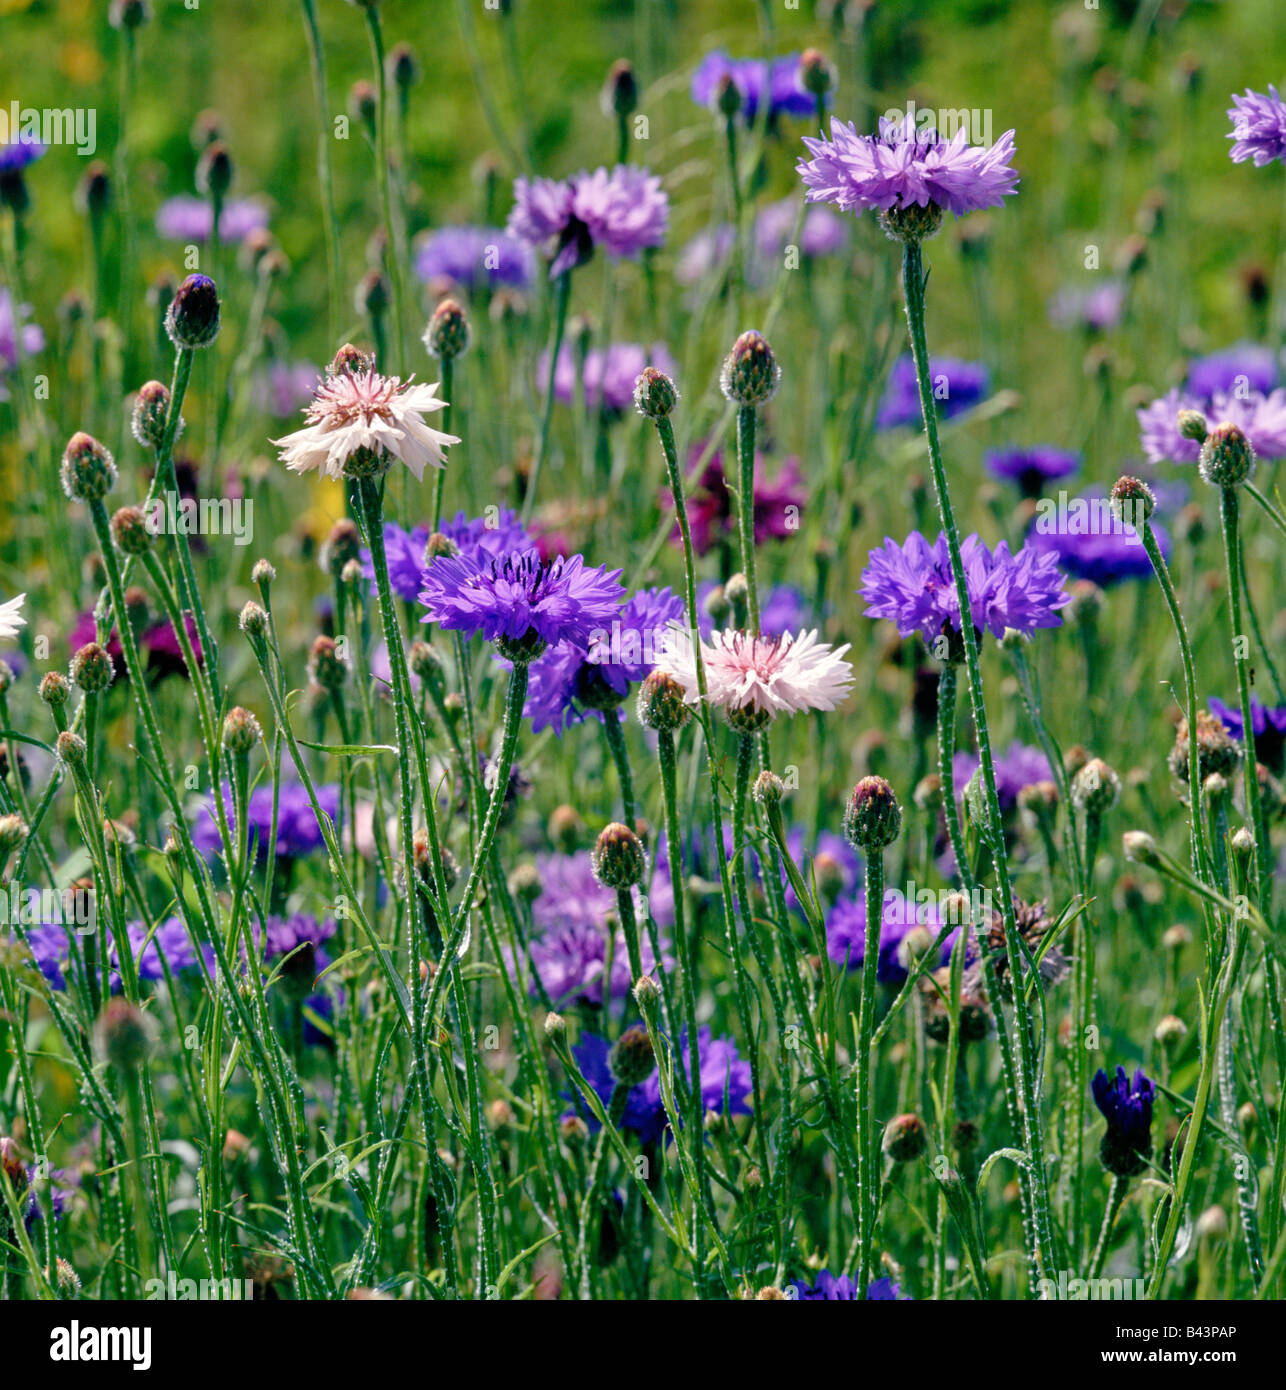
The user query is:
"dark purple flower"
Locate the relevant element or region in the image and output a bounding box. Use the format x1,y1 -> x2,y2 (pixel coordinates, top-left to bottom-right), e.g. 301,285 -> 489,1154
369,509 -> 532,603
798,114 -> 1018,219
522,914 -> 671,1009
790,1270 -> 911,1300
155,195 -> 269,244
419,548 -> 624,654
0,138 -> 45,173
691,50 -> 820,124
549,341 -> 678,414
192,781 -> 339,861
1026,488 -> 1171,587
1228,86 -> 1286,166
984,445 -> 1080,498
68,610 -> 204,684
1092,1064 -> 1155,1158
1209,695 -> 1286,774
1185,344 -> 1278,398
825,890 -> 953,985
860,531 -> 1070,645
754,198 -> 848,260
365,521 -> 430,601
414,225 -> 534,292
570,1027 -> 752,1146
507,165 -> 668,279
876,355 -> 988,429
111,917 -> 212,990
676,446 -> 806,555
1137,386 -> 1286,463
23,1167 -> 75,1232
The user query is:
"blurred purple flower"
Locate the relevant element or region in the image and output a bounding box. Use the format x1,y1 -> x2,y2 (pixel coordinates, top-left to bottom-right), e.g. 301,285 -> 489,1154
414,225 -> 534,292
876,355 -> 988,429
1228,86 -> 1286,166
156,195 -> 269,244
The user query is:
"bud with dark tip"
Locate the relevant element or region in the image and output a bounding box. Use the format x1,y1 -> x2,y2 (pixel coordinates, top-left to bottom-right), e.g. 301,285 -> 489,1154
843,776 -> 902,851
882,1112 -> 928,1163
110,505 -> 152,556
39,671 -> 69,709
1109,475 -> 1155,527
165,274 -> 221,350
95,998 -> 157,1071
387,42 -> 420,90
1199,422 -> 1256,488
633,366 -> 679,420
130,380 -> 177,449
799,49 -> 835,98
715,74 -> 742,119
425,298 -> 469,360
720,330 -> 781,407
71,642 -> 114,694
196,141 -> 233,199
356,269 -> 391,318
308,635 -> 348,692
601,59 -> 638,119
60,432 -> 117,502
108,0 -> 151,29
222,706 -> 262,756
637,669 -> 690,732
592,822 -> 646,890
608,1024 -> 655,1086
76,160 -> 112,218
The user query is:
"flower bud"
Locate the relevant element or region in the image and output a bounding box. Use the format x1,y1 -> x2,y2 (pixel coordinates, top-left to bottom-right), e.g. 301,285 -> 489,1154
714,74 -> 742,119
799,49 -> 835,98
601,59 -> 638,119
636,669 -> 690,732
76,160 -> 112,217
239,601 -> 269,639
110,505 -> 152,556
1199,422 -> 1256,488
109,0 -> 151,29
1071,757 -> 1121,815
195,141 -> 233,199
356,269 -> 391,318
0,813 -> 27,857
308,635 -> 349,691
39,671 -> 69,709
222,706 -> 262,756
592,822 -> 646,890
130,381 -> 177,449
633,974 -> 660,1013
424,298 -> 470,360
720,330 -> 781,407
71,642 -> 114,694
1109,475 -> 1155,527
60,432 -> 117,502
608,1024 -> 655,1086
165,274 -> 221,350
544,1011 -> 566,1045
843,775 -> 902,850
387,42 -> 420,90
1177,408 -> 1208,443
1121,830 -> 1160,867
633,366 -> 679,420
882,1112 -> 928,1163
1155,1014 -> 1187,1048
95,998 -> 157,1071
752,770 -> 785,807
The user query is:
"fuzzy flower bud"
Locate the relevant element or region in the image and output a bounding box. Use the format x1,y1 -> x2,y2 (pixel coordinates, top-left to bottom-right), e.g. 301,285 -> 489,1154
1177,408 -> 1208,443
799,48 -> 835,97
110,505 -> 152,556
608,1023 -> 655,1086
1155,1014 -> 1187,1048
882,1112 -> 928,1163
239,601 -> 269,639
60,432 -> 117,502
544,1011 -> 566,1045
752,770 -> 785,808
720,330 -> 781,407
222,706 -> 262,756
636,669 -> 690,731
591,822 -> 646,890
601,59 -> 638,119
843,775 -> 902,851
424,298 -> 470,360
633,366 -> 679,420
165,274 -> 221,350
1199,422 -> 1256,488
308,635 -> 349,691
95,998 -> 157,1072
1071,757 -> 1121,815
130,380 -> 176,449
71,642 -> 115,694
0,813 -> 27,857
39,671 -> 69,709
1109,475 -> 1155,527
1122,830 -> 1160,867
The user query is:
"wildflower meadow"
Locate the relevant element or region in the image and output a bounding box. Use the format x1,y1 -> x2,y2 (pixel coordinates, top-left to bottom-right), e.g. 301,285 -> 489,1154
1,0 -> 1285,1341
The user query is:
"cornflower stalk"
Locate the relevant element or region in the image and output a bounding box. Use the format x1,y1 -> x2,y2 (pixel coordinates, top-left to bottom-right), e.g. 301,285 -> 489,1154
900,234 -> 1056,1283
362,3 -> 406,374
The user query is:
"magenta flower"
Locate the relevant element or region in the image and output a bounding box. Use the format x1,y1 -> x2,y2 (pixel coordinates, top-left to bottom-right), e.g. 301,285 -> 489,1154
797,114 -> 1018,220
674,446 -> 805,555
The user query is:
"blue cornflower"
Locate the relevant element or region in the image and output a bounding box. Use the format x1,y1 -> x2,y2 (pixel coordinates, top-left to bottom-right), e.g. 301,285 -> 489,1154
1092,1064 -> 1156,1178
984,445 -> 1080,498
825,891 -> 955,986
420,548 -> 624,662
790,1270 -> 911,1300
691,50 -> 820,124
1185,344 -> 1278,398
0,137 -> 45,174
1208,695 -> 1286,775
192,781 -> 340,861
569,1028 -> 752,1146
876,355 -> 988,430
414,225 -> 534,293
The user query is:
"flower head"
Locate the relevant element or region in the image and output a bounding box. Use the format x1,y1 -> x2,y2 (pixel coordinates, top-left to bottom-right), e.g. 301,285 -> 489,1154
656,627 -> 853,729
826,890 -> 952,985
507,165 -> 668,279
691,50 -> 821,124
272,365 -> 459,481
790,1270 -> 911,1300
0,594 -> 26,643
1049,281 -> 1126,332
674,446 -> 805,555
876,355 -> 988,429
1208,695 -> 1286,775
1185,344 -> 1278,398
797,114 -> 1018,221
1092,1064 -> 1156,1178
860,531 -> 1070,646
1026,485 -> 1173,587
156,195 -> 269,244
550,342 -> 678,414
984,445 -> 1080,498
414,225 -> 534,292
192,781 -> 339,862
1137,386 -> 1286,463
419,548 -> 624,661
1228,86 -> 1286,166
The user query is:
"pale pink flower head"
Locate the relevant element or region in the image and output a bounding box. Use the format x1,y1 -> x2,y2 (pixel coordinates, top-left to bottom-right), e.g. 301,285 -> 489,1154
656,626 -> 853,731
272,366 -> 459,482
0,593 -> 26,643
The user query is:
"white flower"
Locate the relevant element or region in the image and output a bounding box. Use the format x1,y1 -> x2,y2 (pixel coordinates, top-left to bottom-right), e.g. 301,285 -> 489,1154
655,626 -> 854,720
271,369 -> 460,481
0,593 -> 26,643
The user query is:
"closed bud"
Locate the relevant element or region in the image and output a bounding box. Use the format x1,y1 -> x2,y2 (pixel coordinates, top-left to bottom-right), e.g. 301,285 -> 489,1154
799,48 -> 835,97
602,59 -> 638,119
239,601 -> 269,638
720,330 -> 781,407
1176,408 -> 1208,443
108,0 -> 151,29
39,671 -> 69,709
1155,1014 -> 1187,1048
544,1011 -> 566,1045
1122,829 -> 1160,867
76,160 -> 112,217
843,775 -> 902,850
95,998 -> 157,1071
356,269 -> 391,318
1109,475 -> 1155,526
322,518 -> 363,576
195,141 -> 233,198
592,822 -> 646,889
1071,757 -> 1121,815
165,274 -> 221,350
57,730 -> 87,768
0,813 -> 27,856
549,804 -> 584,854
222,706 -> 262,756
308,635 -> 349,691
387,42 -> 420,90
752,770 -> 785,807
425,298 -> 469,360
608,1024 -> 655,1086
251,558 -> 276,590
60,431 -> 117,502
633,366 -> 679,420
1199,422 -> 1256,488
71,642 -> 114,694
882,1112 -> 928,1163
110,505 -> 152,556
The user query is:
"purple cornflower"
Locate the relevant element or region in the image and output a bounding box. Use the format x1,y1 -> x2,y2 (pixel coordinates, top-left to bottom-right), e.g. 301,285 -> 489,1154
1092,1064 -> 1156,1176
1026,486 -> 1172,587
23,1167 -> 75,1233
782,827 -> 861,913
1138,386 -> 1286,463
15,923 -> 73,991
1049,281 -> 1126,333
953,742 -> 1051,814
523,586 -> 685,734
1185,344 -> 1278,398
677,446 -> 806,555
192,781 -> 340,861
523,919 -> 671,1009
860,531 -> 1070,646
549,342 -> 678,414
364,521 -> 429,601
790,1271 -> 910,1300
825,890 -> 953,985
676,225 -> 737,286
876,354 -> 989,429
507,165 -> 668,279
797,114 -> 1018,219
696,581 -> 812,639
1209,695 -> 1286,774
984,445 -> 1080,498
0,286 -> 43,369
1228,86 -> 1286,166
111,917 -> 212,989
0,138 -> 45,173
691,50 -> 821,124
529,848 -> 674,938
254,361 -> 320,420
754,198 -> 849,261
369,509 -> 533,603
414,225 -> 534,292
155,195 -> 269,244
419,548 -> 624,659
569,1027 -> 752,1146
